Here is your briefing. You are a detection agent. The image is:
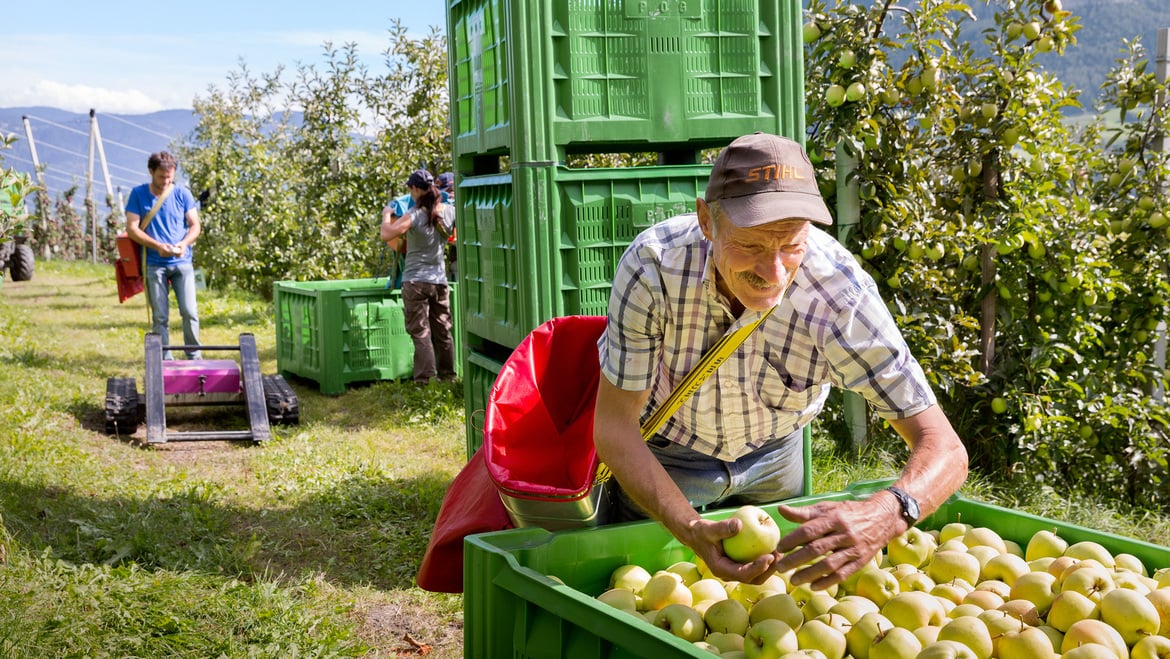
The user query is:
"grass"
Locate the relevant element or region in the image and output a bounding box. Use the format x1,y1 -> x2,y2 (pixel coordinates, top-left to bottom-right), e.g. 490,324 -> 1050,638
1,260 -> 1167,658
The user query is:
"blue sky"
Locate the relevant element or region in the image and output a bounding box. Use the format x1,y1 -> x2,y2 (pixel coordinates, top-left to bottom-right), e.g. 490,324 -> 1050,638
0,2 -> 448,114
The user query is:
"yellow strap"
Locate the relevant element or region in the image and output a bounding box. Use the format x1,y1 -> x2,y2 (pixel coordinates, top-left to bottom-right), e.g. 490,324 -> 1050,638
593,276 -> 794,486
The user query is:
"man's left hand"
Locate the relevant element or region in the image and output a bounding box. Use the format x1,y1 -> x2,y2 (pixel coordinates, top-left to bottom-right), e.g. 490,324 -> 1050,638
771,496 -> 901,590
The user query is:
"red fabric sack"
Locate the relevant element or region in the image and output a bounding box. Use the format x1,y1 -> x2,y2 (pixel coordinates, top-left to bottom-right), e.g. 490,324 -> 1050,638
115,233 -> 145,303
416,447 -> 513,593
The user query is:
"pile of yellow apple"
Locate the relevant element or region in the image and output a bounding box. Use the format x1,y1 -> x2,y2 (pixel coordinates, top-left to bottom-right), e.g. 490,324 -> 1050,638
592,504 -> 1170,658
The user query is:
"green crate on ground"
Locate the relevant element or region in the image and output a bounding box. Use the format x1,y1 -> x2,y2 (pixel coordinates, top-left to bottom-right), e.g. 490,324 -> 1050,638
275,279 -> 461,394
447,0 -> 806,162
456,164 -> 712,349
463,480 -> 1170,658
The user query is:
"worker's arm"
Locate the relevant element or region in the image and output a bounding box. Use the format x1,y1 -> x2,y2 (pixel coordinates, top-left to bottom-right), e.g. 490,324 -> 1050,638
174,207 -> 201,255
125,210 -> 175,256
773,404 -> 968,589
593,376 -> 781,584
380,207 -> 411,243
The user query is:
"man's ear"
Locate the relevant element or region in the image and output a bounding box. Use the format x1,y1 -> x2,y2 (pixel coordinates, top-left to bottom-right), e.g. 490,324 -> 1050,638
697,199 -> 714,241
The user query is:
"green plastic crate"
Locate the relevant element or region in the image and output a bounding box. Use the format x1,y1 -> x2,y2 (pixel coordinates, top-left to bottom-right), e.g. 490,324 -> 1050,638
463,480 -> 1170,658
447,0 -> 807,162
456,164 -> 711,349
462,347 -> 508,458
275,279 -> 462,394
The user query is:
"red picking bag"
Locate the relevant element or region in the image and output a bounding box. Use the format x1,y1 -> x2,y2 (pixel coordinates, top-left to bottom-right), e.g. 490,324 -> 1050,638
416,447 -> 514,593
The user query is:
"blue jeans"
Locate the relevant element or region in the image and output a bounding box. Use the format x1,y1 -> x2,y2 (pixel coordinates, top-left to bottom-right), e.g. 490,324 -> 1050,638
145,261 -> 201,359
608,427 -> 806,523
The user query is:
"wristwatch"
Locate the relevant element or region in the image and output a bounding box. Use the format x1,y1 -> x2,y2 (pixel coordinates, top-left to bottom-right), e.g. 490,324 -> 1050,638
886,485 -> 921,526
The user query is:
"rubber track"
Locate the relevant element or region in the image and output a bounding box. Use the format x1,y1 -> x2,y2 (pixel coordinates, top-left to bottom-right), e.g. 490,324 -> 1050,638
262,374 -> 299,425
104,377 -> 140,435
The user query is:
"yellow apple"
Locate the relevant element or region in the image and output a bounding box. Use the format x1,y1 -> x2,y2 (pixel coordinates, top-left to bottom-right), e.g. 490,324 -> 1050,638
845,611 -> 894,659
609,563 -> 653,593
998,625 -> 1058,659
1113,553 -> 1147,576
869,626 -> 922,659
898,570 -> 935,593
936,615 -> 993,659
797,591 -> 840,623
914,624 -> 941,646
881,591 -> 947,630
948,603 -> 986,619
930,579 -> 975,606
705,630 -> 745,653
666,560 -> 703,586
962,589 -> 1004,612
856,568 -> 900,608
927,551 -> 982,587
1060,619 -> 1128,659
1131,634 -> 1170,659
1047,589 -> 1101,632
706,598 -> 751,635
749,592 -> 804,629
724,505 -> 782,563
981,553 -> 1030,586
998,598 -> 1043,626
917,640 -> 979,658
829,595 -> 881,624
690,577 -> 728,604
1064,541 -> 1116,569
1008,570 -> 1059,615
974,579 -> 1011,599
1061,565 -> 1116,603
963,527 -> 1007,554
652,602 -> 706,642
743,618 -> 798,658
1146,587 -> 1170,635
939,522 -> 971,544
641,571 -> 692,611
597,587 -> 639,613
1025,529 -> 1069,562
795,618 -> 847,659
886,527 -> 936,568
1099,587 -> 1161,645
1062,644 -> 1123,659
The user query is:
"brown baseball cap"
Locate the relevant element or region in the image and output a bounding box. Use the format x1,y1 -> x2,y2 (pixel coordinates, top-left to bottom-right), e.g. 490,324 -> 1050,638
704,132 -> 832,228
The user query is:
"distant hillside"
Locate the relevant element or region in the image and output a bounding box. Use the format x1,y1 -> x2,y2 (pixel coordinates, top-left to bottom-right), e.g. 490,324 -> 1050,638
0,107 -> 199,210
964,0 -> 1169,108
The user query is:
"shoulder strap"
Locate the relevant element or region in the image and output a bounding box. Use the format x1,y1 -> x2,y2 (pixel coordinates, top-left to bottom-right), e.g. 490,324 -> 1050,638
593,276 -> 795,486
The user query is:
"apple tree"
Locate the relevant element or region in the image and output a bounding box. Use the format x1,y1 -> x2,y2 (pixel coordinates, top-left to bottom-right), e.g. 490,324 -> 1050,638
804,0 -> 1170,508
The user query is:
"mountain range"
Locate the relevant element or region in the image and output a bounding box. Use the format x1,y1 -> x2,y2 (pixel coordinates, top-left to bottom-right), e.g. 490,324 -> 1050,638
0,107 -> 200,211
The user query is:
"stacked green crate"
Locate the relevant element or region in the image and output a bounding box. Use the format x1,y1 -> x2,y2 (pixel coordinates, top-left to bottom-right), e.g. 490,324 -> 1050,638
448,0 -> 807,162
446,0 -> 808,456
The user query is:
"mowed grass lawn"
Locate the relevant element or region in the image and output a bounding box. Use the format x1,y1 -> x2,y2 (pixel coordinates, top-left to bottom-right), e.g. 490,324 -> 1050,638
1,260 -> 1168,658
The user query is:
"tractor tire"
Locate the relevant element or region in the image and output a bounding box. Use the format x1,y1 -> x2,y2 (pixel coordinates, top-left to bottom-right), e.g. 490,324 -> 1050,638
262,374 -> 299,426
104,377 -> 141,435
9,244 -> 33,281
0,241 -> 12,275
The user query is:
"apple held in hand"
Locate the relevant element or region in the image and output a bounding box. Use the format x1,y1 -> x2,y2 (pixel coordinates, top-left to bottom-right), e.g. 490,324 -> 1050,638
724,505 -> 781,563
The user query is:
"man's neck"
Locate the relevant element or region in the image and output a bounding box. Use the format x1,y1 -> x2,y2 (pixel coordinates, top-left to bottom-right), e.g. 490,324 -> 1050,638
149,182 -> 169,196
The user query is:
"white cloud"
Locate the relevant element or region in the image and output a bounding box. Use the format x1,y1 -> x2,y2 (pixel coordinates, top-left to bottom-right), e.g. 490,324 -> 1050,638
2,80 -> 173,114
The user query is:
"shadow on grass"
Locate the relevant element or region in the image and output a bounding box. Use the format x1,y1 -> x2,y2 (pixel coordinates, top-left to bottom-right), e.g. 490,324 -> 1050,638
0,466 -> 455,592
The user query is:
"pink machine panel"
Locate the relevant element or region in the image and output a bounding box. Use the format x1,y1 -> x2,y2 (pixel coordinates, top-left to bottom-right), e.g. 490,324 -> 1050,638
163,360 -> 241,395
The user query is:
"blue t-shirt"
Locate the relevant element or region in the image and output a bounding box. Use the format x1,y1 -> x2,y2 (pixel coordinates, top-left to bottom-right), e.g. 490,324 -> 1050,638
386,191 -> 449,217
125,184 -> 199,266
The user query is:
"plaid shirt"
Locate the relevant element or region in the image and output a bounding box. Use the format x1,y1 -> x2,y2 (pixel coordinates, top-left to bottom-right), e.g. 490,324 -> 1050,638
599,213 -> 936,461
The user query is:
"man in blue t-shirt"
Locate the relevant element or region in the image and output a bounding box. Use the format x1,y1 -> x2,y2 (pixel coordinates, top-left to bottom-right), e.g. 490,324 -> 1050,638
125,151 -> 203,359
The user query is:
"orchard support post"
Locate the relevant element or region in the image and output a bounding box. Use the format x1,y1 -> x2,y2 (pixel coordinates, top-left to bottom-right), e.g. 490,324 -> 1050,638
1153,28 -> 1168,402
835,142 -> 869,453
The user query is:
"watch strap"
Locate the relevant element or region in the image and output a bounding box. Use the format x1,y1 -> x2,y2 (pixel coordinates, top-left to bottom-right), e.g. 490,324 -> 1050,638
886,485 -> 920,525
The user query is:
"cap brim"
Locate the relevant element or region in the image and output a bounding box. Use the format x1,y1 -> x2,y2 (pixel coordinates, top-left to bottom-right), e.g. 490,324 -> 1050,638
719,190 -> 833,228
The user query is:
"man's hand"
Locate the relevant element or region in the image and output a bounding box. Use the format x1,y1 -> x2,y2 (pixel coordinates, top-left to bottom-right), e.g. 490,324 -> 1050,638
683,517 -> 783,586
771,495 -> 902,590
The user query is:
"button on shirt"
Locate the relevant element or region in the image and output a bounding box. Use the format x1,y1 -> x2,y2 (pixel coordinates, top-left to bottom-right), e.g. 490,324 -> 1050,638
599,213 -> 936,462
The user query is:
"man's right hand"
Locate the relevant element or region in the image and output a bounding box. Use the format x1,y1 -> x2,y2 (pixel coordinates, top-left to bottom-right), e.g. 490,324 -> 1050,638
681,516 -> 782,586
